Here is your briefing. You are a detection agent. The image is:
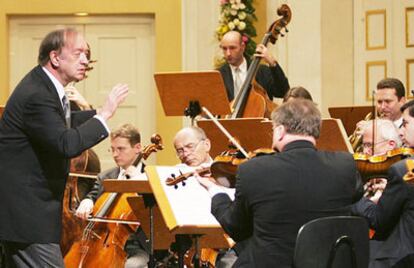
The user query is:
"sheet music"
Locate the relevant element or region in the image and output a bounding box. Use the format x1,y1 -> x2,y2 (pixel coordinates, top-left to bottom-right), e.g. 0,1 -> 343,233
154,166 -> 235,227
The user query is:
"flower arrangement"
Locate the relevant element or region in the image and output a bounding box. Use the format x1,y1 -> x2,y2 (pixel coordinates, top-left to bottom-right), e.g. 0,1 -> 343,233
215,0 -> 257,66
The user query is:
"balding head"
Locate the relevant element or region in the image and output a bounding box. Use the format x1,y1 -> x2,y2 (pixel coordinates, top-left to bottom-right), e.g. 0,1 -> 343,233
173,127 -> 211,167
220,31 -> 245,67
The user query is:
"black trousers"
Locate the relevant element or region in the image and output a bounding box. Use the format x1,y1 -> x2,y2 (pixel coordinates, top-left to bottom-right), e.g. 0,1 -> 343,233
2,241 -> 64,268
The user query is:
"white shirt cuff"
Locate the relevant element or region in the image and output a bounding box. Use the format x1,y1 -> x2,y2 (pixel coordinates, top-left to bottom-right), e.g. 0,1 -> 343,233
93,114 -> 110,133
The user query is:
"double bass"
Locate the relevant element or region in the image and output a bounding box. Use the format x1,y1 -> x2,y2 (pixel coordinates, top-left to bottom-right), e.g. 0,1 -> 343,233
230,4 -> 291,119
64,134 -> 163,268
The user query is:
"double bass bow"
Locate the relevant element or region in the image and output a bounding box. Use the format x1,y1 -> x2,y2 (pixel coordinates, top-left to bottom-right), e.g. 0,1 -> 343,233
230,4 -> 291,119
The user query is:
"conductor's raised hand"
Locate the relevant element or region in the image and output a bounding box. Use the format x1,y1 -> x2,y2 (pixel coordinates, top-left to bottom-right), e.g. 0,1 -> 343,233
97,83 -> 129,121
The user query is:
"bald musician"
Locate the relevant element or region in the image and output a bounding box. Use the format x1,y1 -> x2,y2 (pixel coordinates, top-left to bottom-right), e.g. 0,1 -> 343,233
218,31 -> 289,102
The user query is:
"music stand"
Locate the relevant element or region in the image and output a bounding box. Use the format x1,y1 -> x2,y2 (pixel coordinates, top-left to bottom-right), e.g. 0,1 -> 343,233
328,106 -> 372,136
102,179 -> 157,267
146,165 -> 233,267
154,71 -> 231,121
318,118 -> 353,153
197,118 -> 273,157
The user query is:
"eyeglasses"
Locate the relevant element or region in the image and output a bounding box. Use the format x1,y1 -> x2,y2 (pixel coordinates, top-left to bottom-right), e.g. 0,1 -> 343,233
175,139 -> 204,156
108,146 -> 129,154
362,140 -> 388,149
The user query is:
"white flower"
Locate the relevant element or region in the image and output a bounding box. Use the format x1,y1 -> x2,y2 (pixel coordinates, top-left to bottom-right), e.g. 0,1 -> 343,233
230,9 -> 238,16
238,21 -> 246,30
235,0 -> 241,3
238,11 -> 246,20
233,18 -> 240,25
239,3 -> 246,9
231,4 -> 237,10
228,21 -> 235,30
230,0 -> 236,3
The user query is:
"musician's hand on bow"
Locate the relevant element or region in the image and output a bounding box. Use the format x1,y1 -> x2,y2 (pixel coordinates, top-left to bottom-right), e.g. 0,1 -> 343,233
254,44 -> 277,66
75,198 -> 94,220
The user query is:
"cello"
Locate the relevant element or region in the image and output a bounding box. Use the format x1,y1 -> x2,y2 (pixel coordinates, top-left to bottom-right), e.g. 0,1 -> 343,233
61,149 -> 100,256
229,4 -> 291,119
64,134 -> 163,268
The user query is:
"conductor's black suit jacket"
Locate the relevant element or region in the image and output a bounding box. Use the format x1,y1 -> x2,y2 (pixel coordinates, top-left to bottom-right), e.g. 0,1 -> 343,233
211,140 -> 359,267
218,58 -> 290,101
0,65 -> 108,244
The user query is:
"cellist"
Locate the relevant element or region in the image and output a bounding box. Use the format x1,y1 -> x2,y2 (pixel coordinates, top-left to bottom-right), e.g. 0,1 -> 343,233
217,31 -> 289,102
352,100 -> 414,267
75,123 -> 149,268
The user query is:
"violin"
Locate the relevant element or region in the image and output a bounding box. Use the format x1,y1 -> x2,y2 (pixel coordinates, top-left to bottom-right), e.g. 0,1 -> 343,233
166,148 -> 274,188
64,134 -> 163,268
229,4 -> 291,119
354,147 -> 414,183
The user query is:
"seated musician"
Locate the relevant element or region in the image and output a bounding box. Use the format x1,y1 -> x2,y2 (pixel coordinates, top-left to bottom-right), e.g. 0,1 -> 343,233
357,119 -> 402,200
75,123 -> 149,268
352,100 -> 414,268
283,86 -> 313,103
173,127 -> 238,268
197,99 -> 361,267
173,126 -> 213,168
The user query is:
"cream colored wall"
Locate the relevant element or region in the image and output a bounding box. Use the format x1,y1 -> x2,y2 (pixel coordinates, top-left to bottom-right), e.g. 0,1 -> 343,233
268,0 -> 354,117
0,0 -> 182,164
321,0 -> 354,115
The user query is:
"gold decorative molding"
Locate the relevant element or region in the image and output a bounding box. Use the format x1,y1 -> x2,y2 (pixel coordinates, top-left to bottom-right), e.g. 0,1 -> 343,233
366,61 -> 387,100
406,7 -> 414,48
407,59 -> 414,98
366,9 -> 387,50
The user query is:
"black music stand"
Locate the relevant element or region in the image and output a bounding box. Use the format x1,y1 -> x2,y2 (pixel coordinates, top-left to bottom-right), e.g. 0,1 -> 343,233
153,71 -> 231,123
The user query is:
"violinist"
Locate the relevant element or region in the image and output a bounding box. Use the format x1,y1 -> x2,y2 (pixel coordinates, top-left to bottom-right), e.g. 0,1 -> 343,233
75,123 -> 149,268
174,127 -> 237,267
197,99 -> 361,268
218,31 -> 289,102
173,126 -> 213,168
0,28 -> 128,268
352,100 -> 414,268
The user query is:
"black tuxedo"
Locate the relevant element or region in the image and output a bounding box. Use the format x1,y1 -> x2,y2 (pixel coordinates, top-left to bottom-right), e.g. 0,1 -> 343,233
211,140 -> 359,267
218,59 -> 289,101
352,158 -> 414,267
0,65 -> 108,244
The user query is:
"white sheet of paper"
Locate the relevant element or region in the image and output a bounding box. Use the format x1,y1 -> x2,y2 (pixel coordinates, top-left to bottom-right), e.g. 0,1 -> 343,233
155,166 -> 235,227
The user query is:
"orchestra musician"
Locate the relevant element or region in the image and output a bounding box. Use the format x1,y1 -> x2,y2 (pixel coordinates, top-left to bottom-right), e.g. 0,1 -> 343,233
0,28 -> 128,267
373,78 -> 406,128
75,123 -> 149,268
197,99 -> 362,267
173,126 -> 213,168
282,86 -> 313,103
352,100 -> 414,268
217,31 -> 290,102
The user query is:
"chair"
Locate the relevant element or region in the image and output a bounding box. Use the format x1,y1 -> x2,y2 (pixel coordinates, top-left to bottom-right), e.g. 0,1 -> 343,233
293,216 -> 369,268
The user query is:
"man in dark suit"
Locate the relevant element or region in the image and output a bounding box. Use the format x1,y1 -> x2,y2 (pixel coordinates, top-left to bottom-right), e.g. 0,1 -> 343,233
352,100 -> 414,268
0,28 -> 128,267
197,99 -> 360,267
218,31 -> 289,101
75,123 -> 148,268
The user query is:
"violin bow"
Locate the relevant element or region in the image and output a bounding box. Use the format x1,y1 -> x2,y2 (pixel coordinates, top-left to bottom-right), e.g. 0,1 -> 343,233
202,107 -> 249,158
